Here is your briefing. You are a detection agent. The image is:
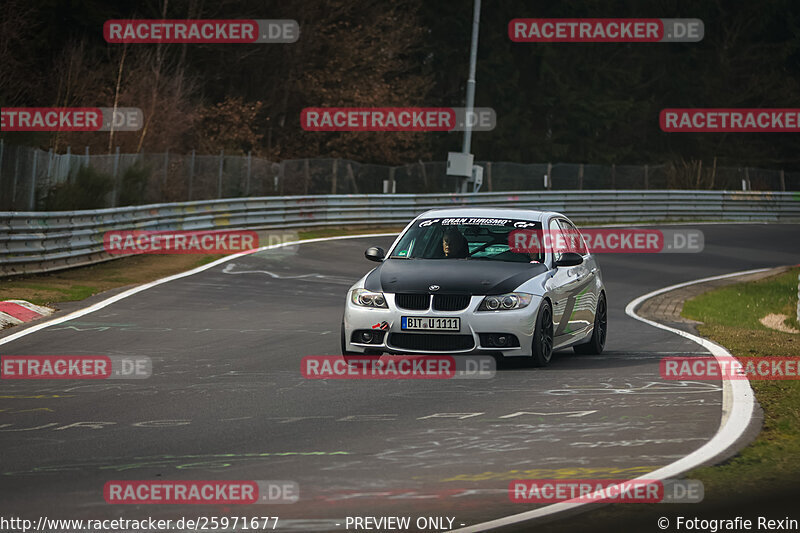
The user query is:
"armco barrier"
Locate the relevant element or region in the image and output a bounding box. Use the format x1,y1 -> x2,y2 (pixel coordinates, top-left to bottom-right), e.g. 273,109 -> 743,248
1,190 -> 798,276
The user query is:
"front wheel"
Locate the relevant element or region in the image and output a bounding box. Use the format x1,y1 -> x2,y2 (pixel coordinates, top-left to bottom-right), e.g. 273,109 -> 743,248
529,300 -> 554,367
574,292 -> 607,355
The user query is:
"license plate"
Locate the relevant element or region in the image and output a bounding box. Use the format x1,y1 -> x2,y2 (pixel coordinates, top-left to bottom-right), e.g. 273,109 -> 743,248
401,316 -> 460,331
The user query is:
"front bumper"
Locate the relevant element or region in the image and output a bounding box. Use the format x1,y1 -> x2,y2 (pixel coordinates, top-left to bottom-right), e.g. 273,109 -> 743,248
342,293 -> 539,356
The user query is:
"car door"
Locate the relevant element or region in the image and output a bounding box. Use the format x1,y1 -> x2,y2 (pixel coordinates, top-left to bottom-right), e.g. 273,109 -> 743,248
556,218 -> 597,341
544,217 -> 593,347
544,217 -> 580,347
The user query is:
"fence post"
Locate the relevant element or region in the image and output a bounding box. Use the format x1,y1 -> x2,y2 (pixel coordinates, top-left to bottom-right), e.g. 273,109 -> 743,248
245,150 -> 252,196
188,149 -> 195,201
65,145 -> 71,180
85,146 -> 90,168
272,162 -> 280,193
347,162 -> 358,194
780,169 -> 786,192
611,163 -> 616,189
113,146 -> 120,178
46,148 -> 54,197
578,163 -> 584,190
389,166 -> 396,193
745,167 -> 751,190
0,140 -> 5,209
419,160 -> 429,192
112,146 -> 121,207
29,150 -> 38,210
546,162 -> 552,190
217,149 -> 224,198
644,164 -> 649,190
331,158 -> 338,194
47,148 -> 54,181
163,149 -> 169,188
710,156 -> 717,189
303,159 -> 310,195
11,145 -> 20,208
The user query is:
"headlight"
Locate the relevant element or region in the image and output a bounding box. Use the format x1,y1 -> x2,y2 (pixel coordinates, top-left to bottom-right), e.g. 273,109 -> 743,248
351,288 -> 388,308
478,292 -> 533,311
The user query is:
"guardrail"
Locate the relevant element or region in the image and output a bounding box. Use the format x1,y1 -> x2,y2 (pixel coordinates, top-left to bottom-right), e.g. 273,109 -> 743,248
1,190 -> 798,276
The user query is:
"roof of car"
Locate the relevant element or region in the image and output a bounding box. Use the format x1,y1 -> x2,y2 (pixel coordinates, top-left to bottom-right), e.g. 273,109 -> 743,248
417,207 -> 563,221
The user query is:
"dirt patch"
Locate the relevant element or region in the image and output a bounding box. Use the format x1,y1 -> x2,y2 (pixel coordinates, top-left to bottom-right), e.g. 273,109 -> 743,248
760,313 -> 800,334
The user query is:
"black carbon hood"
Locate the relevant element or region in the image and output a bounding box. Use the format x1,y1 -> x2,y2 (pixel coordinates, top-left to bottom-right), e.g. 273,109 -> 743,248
363,258 -> 547,295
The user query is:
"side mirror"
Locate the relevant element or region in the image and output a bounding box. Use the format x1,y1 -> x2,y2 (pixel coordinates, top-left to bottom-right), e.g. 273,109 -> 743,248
554,252 -> 583,268
365,246 -> 386,262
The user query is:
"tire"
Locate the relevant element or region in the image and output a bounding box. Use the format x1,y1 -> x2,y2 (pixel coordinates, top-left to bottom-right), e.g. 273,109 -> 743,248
529,300 -> 554,367
574,292 -> 607,355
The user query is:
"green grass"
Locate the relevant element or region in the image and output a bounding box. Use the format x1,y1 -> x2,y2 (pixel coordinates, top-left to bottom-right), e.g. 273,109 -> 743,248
8,284 -> 97,304
680,267 -> 800,496
683,268 -> 800,331
0,255 -> 224,308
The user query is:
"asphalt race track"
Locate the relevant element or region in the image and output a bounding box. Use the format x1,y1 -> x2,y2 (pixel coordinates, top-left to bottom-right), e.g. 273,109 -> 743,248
1,223 -> 798,532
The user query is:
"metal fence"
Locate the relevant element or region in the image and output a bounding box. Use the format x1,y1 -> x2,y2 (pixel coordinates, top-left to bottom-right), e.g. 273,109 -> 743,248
2,190 -> 799,276
1,141 -> 798,211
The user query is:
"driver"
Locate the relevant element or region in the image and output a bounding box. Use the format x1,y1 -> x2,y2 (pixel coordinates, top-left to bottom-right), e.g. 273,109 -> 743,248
442,228 -> 469,258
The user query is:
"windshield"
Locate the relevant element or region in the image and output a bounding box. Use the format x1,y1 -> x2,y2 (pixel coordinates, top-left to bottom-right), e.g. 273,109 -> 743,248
390,217 -> 544,263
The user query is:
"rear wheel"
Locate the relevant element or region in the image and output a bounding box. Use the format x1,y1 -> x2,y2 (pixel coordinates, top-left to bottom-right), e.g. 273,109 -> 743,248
529,300 -> 554,367
574,292 -> 607,355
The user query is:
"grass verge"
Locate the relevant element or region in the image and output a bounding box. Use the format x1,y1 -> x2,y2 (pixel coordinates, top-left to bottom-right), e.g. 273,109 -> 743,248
0,254 -> 223,308
681,267 -> 800,494
0,226 -> 402,310
297,225 -> 403,240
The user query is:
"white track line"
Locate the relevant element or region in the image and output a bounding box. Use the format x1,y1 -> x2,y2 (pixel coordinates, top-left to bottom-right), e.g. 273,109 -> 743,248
451,268 -> 765,532
0,233 -> 396,347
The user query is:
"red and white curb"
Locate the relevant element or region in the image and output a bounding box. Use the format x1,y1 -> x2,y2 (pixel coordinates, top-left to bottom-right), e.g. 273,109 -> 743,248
0,300 -> 54,328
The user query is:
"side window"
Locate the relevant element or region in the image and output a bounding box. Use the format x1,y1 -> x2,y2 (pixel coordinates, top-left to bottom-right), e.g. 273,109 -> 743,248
548,218 -> 563,263
557,219 -> 588,255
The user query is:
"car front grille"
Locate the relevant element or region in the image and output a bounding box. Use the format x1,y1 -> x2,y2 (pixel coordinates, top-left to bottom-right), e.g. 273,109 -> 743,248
388,333 -> 475,352
395,294 -> 430,310
432,294 -> 471,311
